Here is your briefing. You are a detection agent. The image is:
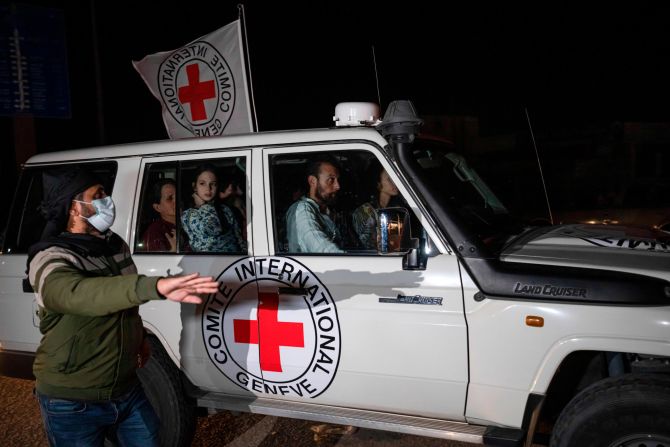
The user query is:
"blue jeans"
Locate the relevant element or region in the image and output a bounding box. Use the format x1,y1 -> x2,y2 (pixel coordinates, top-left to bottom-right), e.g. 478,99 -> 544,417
36,384 -> 160,447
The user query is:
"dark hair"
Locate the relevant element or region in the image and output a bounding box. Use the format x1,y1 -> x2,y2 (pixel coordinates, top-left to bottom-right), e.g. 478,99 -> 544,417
219,167 -> 244,191
189,163 -> 231,232
363,161 -> 401,207
305,155 -> 341,184
353,161 -> 382,203
368,162 -> 385,195
192,163 -> 219,184
151,179 -> 176,206
73,191 -> 85,202
189,163 -> 220,205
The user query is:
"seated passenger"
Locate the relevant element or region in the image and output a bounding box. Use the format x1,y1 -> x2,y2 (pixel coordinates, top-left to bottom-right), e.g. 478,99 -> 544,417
219,175 -> 247,240
285,156 -> 344,253
142,179 -> 177,252
181,164 -> 246,252
352,165 -> 402,249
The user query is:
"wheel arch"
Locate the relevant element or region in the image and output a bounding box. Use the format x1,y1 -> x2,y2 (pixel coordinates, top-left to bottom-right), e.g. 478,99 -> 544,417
528,345 -> 670,444
530,336 -> 670,394
143,322 -> 180,366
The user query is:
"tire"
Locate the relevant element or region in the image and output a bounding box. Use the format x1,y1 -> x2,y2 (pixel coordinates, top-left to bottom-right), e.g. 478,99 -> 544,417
136,336 -> 196,447
550,373 -> 670,447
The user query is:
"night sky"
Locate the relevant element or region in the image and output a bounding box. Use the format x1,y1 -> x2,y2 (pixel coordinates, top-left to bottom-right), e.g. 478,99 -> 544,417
13,2 -> 670,143
108,2 -> 670,134
2,1 -> 670,228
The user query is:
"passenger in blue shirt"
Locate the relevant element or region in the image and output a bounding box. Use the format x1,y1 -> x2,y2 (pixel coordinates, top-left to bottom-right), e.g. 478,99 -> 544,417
285,157 -> 345,253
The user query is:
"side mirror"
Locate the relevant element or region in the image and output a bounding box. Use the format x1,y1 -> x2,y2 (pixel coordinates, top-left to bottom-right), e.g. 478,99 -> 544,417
376,207 -> 412,254
376,207 -> 427,270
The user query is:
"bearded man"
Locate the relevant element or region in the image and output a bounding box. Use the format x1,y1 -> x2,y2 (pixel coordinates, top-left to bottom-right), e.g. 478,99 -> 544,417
285,156 -> 345,253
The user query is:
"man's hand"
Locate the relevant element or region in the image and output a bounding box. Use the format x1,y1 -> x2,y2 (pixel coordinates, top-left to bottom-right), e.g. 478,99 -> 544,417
157,273 -> 219,304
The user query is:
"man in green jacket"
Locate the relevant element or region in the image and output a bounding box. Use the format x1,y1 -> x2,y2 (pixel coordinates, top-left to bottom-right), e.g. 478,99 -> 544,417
27,168 -> 219,446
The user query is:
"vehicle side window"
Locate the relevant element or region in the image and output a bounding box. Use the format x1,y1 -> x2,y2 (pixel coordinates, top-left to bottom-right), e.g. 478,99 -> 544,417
3,162 -> 117,254
135,157 -> 247,254
270,150 -> 429,255
135,162 -> 182,253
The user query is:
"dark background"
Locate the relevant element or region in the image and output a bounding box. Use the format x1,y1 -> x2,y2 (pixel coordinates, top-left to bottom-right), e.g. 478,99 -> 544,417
2,1 -> 670,231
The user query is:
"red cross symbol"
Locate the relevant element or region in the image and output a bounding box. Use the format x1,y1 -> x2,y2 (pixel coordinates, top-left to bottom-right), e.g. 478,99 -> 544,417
233,292 -> 305,372
178,63 -> 215,121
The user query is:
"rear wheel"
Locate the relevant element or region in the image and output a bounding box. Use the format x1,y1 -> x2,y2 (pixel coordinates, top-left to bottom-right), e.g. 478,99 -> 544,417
550,373 -> 670,447
136,336 -> 196,447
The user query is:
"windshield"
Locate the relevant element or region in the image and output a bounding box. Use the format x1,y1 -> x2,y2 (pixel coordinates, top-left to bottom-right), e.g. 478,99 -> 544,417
408,137 -> 525,249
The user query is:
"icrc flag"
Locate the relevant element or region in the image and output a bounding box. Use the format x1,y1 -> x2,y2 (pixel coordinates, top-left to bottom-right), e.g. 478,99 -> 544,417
133,20 -> 254,139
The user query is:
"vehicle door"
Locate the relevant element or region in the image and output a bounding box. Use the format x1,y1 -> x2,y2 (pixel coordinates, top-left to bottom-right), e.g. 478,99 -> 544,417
131,150 -> 264,398
252,143 -> 468,420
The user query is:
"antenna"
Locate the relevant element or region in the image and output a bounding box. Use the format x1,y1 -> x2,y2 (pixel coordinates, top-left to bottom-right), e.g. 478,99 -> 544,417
525,107 -> 554,225
372,46 -> 382,108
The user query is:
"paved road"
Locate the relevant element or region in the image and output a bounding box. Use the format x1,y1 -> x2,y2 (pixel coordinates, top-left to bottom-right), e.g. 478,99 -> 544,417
0,376 -> 480,446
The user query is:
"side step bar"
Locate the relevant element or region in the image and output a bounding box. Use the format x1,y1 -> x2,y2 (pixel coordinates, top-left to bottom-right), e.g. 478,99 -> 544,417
198,392 -> 487,444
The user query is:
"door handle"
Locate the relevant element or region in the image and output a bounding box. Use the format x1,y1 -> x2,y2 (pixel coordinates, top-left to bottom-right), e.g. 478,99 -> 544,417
22,278 -> 34,293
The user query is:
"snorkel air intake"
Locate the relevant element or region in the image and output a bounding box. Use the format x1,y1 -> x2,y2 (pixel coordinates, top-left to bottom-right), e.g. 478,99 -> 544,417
378,100 -> 423,143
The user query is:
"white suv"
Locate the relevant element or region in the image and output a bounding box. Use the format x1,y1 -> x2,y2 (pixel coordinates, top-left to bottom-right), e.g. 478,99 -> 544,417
1,101 -> 669,447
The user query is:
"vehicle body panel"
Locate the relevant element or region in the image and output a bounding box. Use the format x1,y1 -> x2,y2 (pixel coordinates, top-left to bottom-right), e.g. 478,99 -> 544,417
501,224 -> 670,281
462,265 -> 670,427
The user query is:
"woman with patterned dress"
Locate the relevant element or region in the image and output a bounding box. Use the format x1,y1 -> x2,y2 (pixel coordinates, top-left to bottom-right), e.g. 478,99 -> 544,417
181,164 -> 246,253
351,165 -> 401,249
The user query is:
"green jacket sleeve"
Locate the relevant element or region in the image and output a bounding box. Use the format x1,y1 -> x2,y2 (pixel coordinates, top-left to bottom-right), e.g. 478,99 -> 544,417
40,264 -> 164,316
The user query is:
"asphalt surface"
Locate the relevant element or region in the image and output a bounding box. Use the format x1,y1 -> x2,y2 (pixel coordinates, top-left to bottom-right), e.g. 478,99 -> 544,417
1,376 -> 546,447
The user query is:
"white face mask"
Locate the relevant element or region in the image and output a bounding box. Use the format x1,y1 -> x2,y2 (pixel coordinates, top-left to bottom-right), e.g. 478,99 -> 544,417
74,196 -> 116,232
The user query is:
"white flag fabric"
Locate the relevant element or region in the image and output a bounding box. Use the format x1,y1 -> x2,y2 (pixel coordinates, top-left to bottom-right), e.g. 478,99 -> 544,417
133,20 -> 254,139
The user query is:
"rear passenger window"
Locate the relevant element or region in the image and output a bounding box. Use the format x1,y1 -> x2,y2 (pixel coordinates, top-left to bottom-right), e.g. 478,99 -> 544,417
269,150 -> 429,255
135,157 -> 247,254
135,163 -> 181,252
2,162 -> 117,254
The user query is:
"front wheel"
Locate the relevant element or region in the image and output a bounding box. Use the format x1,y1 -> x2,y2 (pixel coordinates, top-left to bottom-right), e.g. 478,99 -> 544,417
550,373 -> 670,447
136,336 -> 196,447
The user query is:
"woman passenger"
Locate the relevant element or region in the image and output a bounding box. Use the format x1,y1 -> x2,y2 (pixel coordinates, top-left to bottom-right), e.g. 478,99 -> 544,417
181,164 -> 246,252
141,179 -> 178,252
351,164 -> 402,249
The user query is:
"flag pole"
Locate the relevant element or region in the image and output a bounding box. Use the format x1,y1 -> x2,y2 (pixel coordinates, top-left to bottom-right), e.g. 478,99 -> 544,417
238,4 -> 259,132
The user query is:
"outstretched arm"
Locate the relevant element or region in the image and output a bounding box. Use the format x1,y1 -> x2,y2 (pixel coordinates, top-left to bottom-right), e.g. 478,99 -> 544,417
157,273 -> 219,304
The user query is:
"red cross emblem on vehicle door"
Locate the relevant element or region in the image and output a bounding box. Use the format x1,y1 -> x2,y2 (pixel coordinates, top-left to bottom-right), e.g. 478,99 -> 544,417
233,292 -> 305,372
178,63 -> 215,121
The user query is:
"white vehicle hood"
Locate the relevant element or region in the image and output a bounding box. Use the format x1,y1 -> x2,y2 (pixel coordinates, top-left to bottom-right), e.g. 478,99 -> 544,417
500,224 -> 670,282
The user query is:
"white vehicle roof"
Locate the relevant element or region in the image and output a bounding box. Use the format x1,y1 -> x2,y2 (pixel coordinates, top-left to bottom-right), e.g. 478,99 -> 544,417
25,127 -> 389,165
